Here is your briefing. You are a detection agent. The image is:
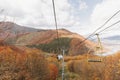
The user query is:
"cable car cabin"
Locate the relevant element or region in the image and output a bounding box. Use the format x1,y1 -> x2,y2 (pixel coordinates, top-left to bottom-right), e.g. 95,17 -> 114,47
88,58 -> 102,62
87,47 -> 103,62
87,53 -> 103,62
87,50 -> 103,62
87,52 -> 103,62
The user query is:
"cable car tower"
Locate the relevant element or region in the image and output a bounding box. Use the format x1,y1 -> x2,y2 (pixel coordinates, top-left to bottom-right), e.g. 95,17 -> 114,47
88,33 -> 103,62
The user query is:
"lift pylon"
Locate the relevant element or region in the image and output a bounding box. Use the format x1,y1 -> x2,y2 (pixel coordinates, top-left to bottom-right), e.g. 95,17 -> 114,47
88,33 -> 103,62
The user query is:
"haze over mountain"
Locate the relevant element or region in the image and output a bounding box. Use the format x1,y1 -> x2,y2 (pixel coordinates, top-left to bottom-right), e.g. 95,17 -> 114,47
104,35 -> 120,40
0,22 -> 43,42
0,21 -> 96,55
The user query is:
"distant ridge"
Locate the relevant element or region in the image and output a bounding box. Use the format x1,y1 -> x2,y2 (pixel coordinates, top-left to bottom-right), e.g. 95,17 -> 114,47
0,21 -> 96,55
104,35 -> 120,40
0,21 -> 42,33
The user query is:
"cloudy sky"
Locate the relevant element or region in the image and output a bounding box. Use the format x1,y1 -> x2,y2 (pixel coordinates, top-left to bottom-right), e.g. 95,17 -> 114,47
0,0 -> 120,37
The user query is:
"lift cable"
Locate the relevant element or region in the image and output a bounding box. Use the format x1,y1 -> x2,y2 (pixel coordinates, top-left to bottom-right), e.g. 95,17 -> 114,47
97,20 -> 120,34
76,9 -> 120,47
52,0 -> 59,39
89,20 -> 120,41
52,0 -> 60,54
87,20 -> 120,62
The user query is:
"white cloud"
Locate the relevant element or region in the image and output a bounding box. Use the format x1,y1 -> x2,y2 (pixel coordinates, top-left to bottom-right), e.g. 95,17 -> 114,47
90,0 -> 120,35
79,0 -> 88,10
0,0 -> 81,30
89,0 -> 120,54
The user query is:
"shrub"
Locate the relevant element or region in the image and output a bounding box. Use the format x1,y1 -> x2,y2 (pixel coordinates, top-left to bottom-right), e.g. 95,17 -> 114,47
0,46 -> 51,80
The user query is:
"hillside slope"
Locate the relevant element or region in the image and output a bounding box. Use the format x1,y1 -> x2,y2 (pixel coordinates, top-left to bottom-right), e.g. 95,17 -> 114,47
0,42 -> 58,80
0,22 -> 43,43
0,22 -> 95,55
16,28 -> 95,55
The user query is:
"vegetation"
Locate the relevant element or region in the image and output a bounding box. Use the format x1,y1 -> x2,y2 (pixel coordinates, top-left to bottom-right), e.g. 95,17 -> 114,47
27,37 -> 72,54
1,42 -> 120,80
0,45 -> 58,80
2,22 -> 120,80
66,52 -> 120,80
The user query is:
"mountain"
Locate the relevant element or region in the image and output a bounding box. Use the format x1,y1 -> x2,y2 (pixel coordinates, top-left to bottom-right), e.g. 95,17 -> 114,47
101,35 -> 120,55
104,35 -> 120,40
0,22 -> 41,33
0,21 -> 44,44
0,22 -> 96,55
16,29 -> 95,55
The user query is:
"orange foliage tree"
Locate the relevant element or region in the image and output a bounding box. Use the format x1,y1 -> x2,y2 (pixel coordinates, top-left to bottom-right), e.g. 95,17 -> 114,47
67,52 -> 120,80
0,45 -> 59,80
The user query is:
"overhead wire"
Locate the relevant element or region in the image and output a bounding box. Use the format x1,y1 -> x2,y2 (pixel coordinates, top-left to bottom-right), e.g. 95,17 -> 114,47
52,0 -> 59,39
86,17 -> 120,79
86,10 -> 120,76
88,20 -> 120,46
51,3 -> 120,55
52,0 -> 61,54
76,9 -> 120,47
94,20 -> 120,45
90,20 -> 120,42
97,20 -> 120,34
99,25 -> 120,35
